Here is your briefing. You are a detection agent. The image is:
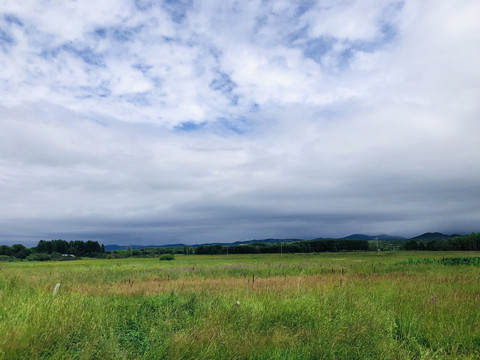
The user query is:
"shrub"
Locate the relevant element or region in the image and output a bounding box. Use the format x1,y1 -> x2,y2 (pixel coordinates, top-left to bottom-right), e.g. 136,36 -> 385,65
26,253 -> 52,261
159,254 -> 174,261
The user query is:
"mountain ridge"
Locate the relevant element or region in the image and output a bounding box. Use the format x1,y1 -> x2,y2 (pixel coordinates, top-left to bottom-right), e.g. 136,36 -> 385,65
104,233 -> 412,251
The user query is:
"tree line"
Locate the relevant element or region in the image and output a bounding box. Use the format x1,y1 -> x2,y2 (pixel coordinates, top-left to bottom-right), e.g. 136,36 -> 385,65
195,239 -> 369,255
403,233 -> 480,251
1,233 -> 479,262
0,239 -> 105,261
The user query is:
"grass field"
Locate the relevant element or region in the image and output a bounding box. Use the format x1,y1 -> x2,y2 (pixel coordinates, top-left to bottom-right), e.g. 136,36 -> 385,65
1,251 -> 479,359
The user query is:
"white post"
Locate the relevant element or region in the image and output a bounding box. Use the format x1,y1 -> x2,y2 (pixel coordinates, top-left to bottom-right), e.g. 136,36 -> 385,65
53,283 -> 61,295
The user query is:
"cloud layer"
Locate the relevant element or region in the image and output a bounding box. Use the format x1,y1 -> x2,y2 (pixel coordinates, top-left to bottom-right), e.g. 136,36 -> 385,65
1,0 -> 479,246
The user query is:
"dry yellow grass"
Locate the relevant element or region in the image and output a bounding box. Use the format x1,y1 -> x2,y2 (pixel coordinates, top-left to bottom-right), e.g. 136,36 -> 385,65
63,272 -> 479,297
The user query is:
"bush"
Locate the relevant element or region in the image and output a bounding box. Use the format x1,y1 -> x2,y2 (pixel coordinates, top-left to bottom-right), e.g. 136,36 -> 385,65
26,253 -> 52,261
159,254 -> 174,261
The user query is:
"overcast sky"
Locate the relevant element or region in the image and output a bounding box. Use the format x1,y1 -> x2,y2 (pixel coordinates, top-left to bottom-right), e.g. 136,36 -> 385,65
1,0 -> 479,246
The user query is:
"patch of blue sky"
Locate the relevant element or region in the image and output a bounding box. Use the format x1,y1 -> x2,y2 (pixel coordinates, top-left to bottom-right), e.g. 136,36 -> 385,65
134,0 -> 153,12
40,43 -> 105,67
26,27 -> 56,48
74,47 -> 104,66
210,72 -> 236,93
79,83 -> 111,98
208,45 -> 222,61
286,26 -> 308,45
93,25 -> 143,42
39,47 -> 58,59
173,121 -> 207,133
4,14 -> 23,26
173,117 -> 251,136
210,71 -> 239,105
113,26 -> 144,42
161,35 -> 177,43
133,63 -> 153,75
213,117 -> 251,135
295,0 -> 316,16
0,27 -> 14,52
162,0 -> 193,24
0,27 -> 14,44
148,75 -> 163,88
337,23 -> 398,69
385,0 -> 405,17
303,36 -> 336,63
122,93 -> 151,107
64,44 -> 105,66
94,27 -> 107,38
249,103 -> 260,113
317,23 -> 398,72
253,14 -> 268,33
230,95 -> 240,106
379,23 -> 397,43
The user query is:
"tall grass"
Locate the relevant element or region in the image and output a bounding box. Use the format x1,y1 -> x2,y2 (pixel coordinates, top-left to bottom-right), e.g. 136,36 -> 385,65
1,251 -> 479,359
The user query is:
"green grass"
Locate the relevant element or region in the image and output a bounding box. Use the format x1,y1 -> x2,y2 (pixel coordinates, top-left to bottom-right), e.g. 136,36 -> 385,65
1,251 -> 479,359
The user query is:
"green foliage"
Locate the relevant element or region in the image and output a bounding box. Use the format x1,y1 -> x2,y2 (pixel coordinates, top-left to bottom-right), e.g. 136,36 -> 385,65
10,244 -> 31,259
0,245 -> 13,256
37,239 -> 69,254
37,239 -> 105,257
402,256 -> 480,266
159,254 -> 175,261
26,252 -> 52,261
0,240 -> 107,261
0,255 -> 15,262
404,240 -> 419,250
404,233 -> 480,251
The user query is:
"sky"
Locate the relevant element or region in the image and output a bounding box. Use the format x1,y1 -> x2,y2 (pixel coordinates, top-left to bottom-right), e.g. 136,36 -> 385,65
1,0 -> 479,246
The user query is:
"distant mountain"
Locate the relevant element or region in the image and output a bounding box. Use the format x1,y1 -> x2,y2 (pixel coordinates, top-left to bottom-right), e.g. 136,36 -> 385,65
104,244 -> 125,251
410,232 -> 458,241
104,239 -> 299,251
204,238 -> 304,246
106,233 -> 468,251
342,234 -> 405,241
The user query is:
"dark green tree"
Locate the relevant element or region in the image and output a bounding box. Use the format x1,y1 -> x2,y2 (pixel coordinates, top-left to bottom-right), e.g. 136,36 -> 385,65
11,244 -> 31,259
404,240 -> 419,250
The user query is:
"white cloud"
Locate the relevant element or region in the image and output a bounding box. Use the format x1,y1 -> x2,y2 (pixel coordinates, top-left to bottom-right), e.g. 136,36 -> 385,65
0,0 -> 479,245
302,0 -> 390,41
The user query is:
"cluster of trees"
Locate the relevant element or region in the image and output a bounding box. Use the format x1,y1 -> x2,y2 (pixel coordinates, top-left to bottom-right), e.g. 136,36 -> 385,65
106,246 -> 189,259
0,239 -> 105,261
195,239 -> 369,255
404,233 -> 480,251
37,239 -> 104,256
106,240 -> 368,257
0,244 -> 32,260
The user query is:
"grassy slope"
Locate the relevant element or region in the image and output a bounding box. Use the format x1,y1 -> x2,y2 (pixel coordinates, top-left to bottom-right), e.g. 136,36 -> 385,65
1,251 -> 479,359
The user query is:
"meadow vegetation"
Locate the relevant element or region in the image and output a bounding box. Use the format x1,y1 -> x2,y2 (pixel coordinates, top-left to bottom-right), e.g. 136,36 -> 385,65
1,251 -> 479,359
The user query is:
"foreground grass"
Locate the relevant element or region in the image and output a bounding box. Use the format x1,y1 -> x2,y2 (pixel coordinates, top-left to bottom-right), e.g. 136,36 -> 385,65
1,252 -> 479,359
